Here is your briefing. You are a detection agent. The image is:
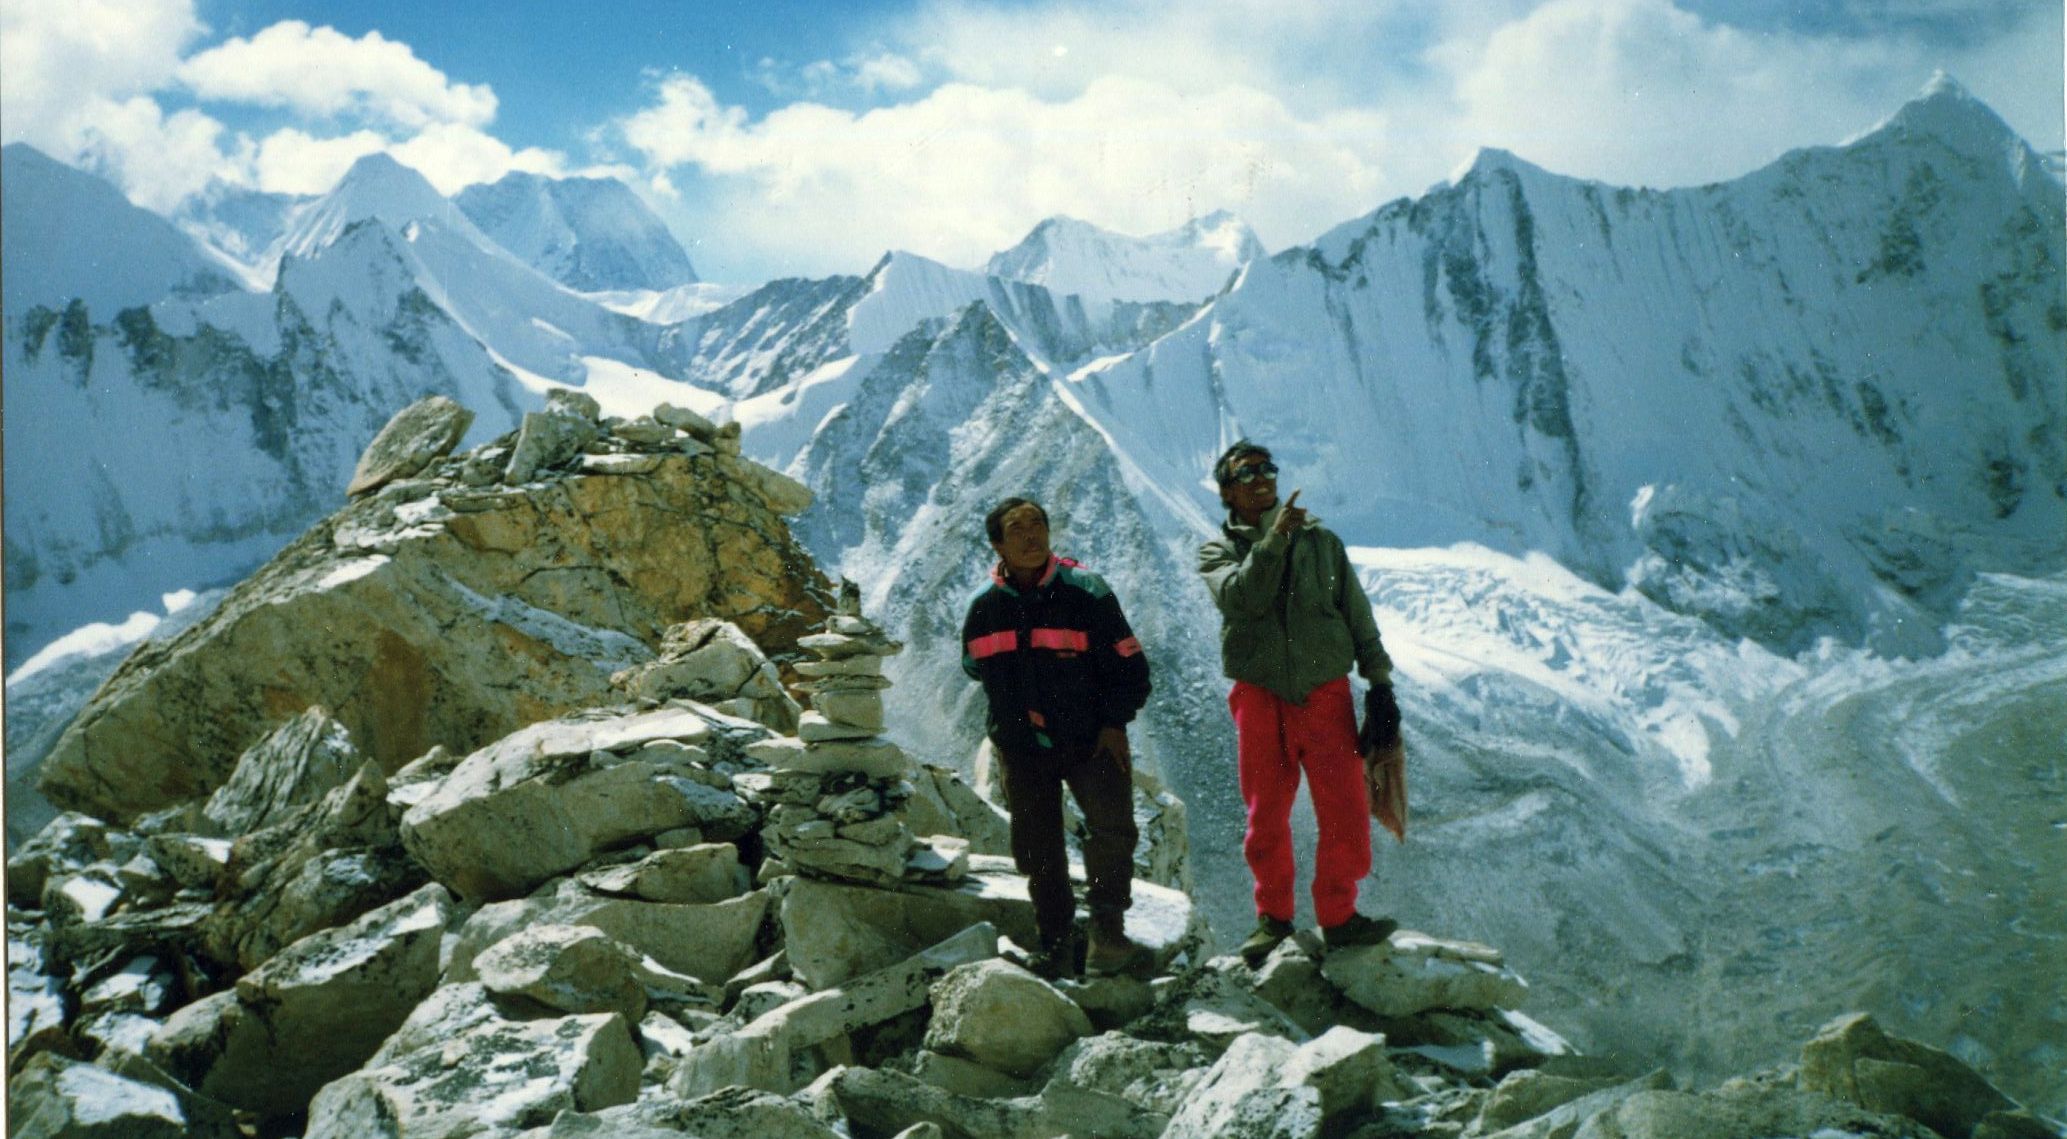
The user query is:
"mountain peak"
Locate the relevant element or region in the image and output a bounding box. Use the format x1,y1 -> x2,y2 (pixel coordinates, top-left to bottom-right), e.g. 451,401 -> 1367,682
1850,71 -> 2027,165
986,212 -> 1260,305
280,152 -> 472,262
454,170 -> 698,292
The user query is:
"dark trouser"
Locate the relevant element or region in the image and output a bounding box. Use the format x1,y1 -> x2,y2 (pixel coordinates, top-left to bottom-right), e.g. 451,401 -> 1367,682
998,738 -> 1138,948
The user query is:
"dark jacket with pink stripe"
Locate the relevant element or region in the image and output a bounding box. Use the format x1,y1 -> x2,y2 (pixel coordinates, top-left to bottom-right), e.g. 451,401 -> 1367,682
961,556 -> 1152,753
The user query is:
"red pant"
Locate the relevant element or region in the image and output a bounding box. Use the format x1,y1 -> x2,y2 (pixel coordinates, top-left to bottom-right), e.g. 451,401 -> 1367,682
1230,676 -> 1372,927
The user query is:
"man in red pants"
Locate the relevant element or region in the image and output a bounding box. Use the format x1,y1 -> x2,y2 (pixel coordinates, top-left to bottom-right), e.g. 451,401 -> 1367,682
1198,441 -> 1401,965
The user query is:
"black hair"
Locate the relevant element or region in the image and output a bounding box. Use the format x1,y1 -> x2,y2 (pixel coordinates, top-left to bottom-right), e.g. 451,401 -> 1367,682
1212,440 -> 1273,487
985,496 -> 1049,544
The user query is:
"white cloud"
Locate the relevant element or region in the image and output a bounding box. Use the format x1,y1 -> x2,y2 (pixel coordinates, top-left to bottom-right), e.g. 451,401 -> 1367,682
248,124 -> 568,197
68,96 -> 236,212
0,0 -> 204,150
622,72 -> 1396,278
756,50 -> 928,102
1434,0 -> 2061,189
852,52 -> 925,95
178,21 -> 497,130
390,124 -> 567,193
250,128 -> 391,195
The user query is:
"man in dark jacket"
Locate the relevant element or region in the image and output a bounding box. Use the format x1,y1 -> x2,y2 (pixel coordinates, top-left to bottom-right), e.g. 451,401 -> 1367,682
1198,441 -> 1401,965
963,496 -> 1154,979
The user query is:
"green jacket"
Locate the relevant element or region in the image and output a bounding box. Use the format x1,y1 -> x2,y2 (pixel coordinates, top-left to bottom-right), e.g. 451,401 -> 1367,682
1197,507 -> 1392,704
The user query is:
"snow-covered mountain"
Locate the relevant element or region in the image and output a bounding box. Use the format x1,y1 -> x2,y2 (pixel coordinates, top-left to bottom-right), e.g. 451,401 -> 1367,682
719,75 -> 2064,1107
170,181 -> 311,273
455,170 -> 699,292
5,76 -> 2062,1112
1,144 -> 246,316
0,149 -> 692,662
985,210 -> 1264,304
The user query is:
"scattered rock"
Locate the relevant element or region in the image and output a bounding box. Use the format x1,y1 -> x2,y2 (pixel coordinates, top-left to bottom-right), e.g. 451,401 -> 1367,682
303,983 -> 642,1139
1800,1012 -> 2021,1139
200,706 -> 360,836
1322,928 -> 1529,1017
348,395 -> 474,497
924,959 -> 1093,1078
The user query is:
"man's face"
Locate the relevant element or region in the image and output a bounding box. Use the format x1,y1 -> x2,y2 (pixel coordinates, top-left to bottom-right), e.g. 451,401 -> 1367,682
991,504 -> 1052,575
1220,452 -> 1278,521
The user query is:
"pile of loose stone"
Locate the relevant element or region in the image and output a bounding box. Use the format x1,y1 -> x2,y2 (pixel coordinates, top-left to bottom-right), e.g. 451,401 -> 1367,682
751,592 -> 969,887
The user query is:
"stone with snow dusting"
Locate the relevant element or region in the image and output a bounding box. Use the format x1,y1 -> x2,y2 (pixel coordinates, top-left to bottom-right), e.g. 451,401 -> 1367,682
474,923 -> 649,1021
924,959 -> 1092,1078
1321,929 -> 1529,1018
302,982 -> 642,1139
36,440 -> 832,824
447,878 -> 768,985
400,705 -> 754,900
200,706 -> 360,836
9,1050 -> 242,1138
347,394 -> 474,497
147,883 -> 452,1119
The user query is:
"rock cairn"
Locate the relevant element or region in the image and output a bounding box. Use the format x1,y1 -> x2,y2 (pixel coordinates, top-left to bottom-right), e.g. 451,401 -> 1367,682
749,586 -> 969,887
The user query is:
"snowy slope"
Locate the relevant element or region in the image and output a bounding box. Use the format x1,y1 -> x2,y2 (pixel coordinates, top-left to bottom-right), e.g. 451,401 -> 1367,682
171,181 -> 312,275
0,144 -> 244,319
455,171 -> 699,292
986,211 -> 1264,305
1060,77 -> 2063,655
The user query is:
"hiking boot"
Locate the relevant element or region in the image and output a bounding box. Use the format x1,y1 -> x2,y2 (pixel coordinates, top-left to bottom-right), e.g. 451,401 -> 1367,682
1320,912 -> 1398,950
1027,928 -> 1080,981
1085,913 -> 1154,978
1238,915 -> 1296,967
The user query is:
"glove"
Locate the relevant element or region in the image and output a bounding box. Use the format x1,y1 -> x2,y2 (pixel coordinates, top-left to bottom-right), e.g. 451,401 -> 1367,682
1359,684 -> 1401,753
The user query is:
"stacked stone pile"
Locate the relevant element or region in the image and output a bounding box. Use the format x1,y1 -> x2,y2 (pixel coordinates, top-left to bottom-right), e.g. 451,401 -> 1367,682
750,599 -> 970,888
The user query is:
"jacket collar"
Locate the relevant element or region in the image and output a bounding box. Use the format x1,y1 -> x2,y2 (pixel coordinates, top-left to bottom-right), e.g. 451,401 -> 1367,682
1224,502 -> 1283,542
991,554 -> 1063,595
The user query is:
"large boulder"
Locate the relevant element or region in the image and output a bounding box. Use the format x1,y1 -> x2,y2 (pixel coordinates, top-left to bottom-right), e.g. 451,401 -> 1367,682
200,706 -> 360,836
1799,1013 -> 2021,1139
400,704 -> 756,900
1321,929 -> 1530,1017
147,882 -> 453,1119
448,878 -> 769,985
348,395 -> 474,497
923,960 -> 1092,1079
38,441 -> 832,823
7,1051 -> 243,1139
1160,1033 -> 1322,1139
474,924 -> 651,1021
303,983 -> 642,1139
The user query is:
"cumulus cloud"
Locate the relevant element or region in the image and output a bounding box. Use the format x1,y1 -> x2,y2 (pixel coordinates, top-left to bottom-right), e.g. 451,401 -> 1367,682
70,97 -> 236,213
621,72 -> 1394,277
249,128 -> 391,195
391,124 -> 568,193
1434,0 -> 2061,188
246,123 -> 567,197
0,0 -> 204,151
178,21 -> 497,130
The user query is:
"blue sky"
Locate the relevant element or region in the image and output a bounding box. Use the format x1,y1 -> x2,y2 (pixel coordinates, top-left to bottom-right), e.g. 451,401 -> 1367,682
4,0 -> 2059,284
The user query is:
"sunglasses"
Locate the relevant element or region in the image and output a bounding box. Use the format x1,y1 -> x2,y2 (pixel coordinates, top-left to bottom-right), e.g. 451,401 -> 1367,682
1226,461 -> 1278,486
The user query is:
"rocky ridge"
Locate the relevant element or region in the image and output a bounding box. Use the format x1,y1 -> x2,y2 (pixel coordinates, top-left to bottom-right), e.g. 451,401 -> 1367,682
8,399 -> 2057,1139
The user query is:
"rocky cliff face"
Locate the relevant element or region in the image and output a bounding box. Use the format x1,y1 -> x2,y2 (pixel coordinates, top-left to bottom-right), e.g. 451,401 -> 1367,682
7,401 -> 2056,1138
34,393 -> 831,825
